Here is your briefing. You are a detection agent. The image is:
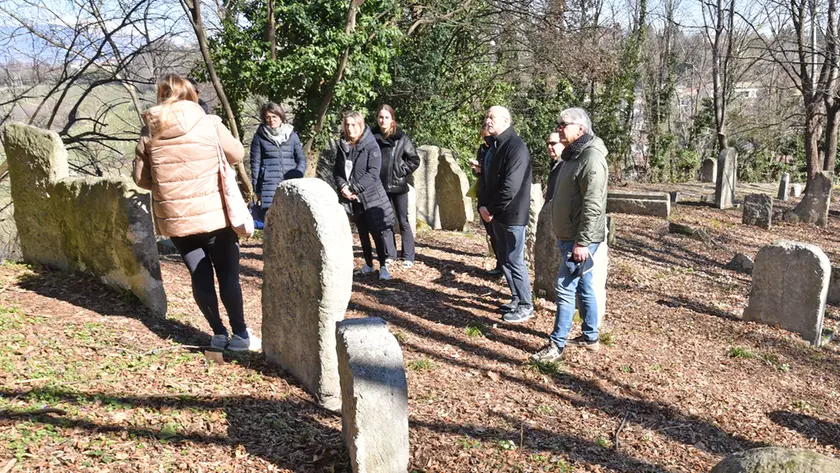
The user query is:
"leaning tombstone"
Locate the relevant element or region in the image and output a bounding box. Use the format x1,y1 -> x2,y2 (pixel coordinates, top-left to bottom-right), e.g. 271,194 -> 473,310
715,148 -> 737,209
777,172 -> 790,201
742,193 -> 773,229
700,158 -> 717,183
828,266 -> 840,305
435,149 -> 473,230
413,145 -> 441,229
743,241 -> 830,345
336,318 -> 409,473
262,178 -> 353,411
525,183 -> 544,270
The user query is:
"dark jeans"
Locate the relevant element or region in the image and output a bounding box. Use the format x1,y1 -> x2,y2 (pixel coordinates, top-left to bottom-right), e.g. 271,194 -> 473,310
482,219 -> 502,270
170,227 -> 247,338
353,203 -> 396,267
492,222 -> 532,307
388,192 -> 415,262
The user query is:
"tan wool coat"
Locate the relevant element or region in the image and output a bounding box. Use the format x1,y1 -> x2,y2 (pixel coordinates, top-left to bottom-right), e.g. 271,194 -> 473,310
134,100 -> 244,237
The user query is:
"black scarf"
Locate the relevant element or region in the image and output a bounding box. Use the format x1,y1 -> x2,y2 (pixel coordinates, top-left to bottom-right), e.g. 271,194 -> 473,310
561,133 -> 594,161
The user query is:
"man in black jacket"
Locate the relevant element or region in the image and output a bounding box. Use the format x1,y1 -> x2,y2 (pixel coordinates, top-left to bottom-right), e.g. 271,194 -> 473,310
477,106 -> 534,323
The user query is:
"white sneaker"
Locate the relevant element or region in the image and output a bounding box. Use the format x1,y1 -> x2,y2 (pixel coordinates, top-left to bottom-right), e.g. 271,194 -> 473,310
210,334 -> 228,350
354,264 -> 375,275
228,328 -> 262,352
379,266 -> 391,280
385,258 -> 396,267
402,260 -> 414,269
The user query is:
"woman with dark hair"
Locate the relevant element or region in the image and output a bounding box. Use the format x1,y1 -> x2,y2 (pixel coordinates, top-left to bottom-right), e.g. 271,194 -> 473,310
134,74 -> 260,352
249,102 -> 306,221
372,104 -> 420,268
333,111 -> 397,280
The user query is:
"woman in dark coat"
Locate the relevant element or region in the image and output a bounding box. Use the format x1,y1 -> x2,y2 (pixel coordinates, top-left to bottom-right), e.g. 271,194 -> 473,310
333,111 -> 397,280
250,103 -> 306,221
372,104 -> 420,268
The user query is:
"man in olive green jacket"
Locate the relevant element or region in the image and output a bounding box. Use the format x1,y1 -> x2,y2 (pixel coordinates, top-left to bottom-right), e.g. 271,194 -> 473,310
531,107 -> 608,363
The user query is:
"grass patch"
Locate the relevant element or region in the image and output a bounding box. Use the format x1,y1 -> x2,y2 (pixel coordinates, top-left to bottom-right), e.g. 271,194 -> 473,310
599,331 -> 616,347
465,323 -> 487,337
528,359 -> 563,375
729,346 -> 756,359
408,357 -> 434,371
457,436 -> 481,449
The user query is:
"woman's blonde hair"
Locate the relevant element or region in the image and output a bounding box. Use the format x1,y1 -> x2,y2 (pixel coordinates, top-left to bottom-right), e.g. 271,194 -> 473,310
376,104 -> 397,138
147,74 -> 199,140
343,111 -> 365,144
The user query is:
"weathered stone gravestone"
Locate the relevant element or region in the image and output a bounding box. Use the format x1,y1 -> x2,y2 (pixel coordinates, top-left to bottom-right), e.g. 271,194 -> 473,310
786,171 -> 832,226
743,241 -> 830,345
435,150 -> 473,231
525,183 -> 544,270
777,172 -> 790,201
711,447 -> 840,473
393,184 -> 417,239
715,148 -> 737,209
413,145 -> 441,229
726,253 -> 754,274
336,318 -> 409,473
827,265 -> 840,305
791,183 -> 803,198
534,206 -> 609,325
262,178 -> 353,411
742,193 -> 772,229
700,158 -> 717,183
606,191 -> 670,218
2,122 -> 166,315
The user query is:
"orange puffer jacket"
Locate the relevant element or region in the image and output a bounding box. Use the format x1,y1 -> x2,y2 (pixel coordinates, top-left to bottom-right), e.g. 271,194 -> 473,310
133,100 -> 244,237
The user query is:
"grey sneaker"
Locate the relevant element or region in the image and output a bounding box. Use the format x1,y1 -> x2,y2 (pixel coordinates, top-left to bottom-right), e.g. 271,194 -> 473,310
210,334 -> 229,350
499,299 -> 520,314
379,266 -> 391,280
567,335 -> 600,351
354,264 -> 375,275
503,305 -> 534,323
228,328 -> 262,352
530,344 -> 564,363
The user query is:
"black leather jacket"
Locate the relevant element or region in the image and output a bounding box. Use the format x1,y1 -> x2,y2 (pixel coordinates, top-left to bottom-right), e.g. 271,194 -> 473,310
372,127 -> 420,194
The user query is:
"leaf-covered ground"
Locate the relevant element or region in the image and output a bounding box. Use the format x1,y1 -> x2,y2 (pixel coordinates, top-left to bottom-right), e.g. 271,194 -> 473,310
1,185 -> 839,472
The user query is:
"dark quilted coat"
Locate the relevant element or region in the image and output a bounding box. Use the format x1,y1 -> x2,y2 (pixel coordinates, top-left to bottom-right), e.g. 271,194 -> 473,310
333,126 -> 396,232
249,125 -> 306,208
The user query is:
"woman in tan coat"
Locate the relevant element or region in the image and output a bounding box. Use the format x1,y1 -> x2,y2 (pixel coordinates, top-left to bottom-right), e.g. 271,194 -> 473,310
134,74 -> 260,352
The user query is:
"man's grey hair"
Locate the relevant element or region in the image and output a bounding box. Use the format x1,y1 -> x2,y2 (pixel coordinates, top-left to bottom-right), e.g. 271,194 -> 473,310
558,108 -> 592,135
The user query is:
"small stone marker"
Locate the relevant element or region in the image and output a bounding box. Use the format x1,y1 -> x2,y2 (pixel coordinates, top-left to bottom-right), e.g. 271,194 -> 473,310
742,193 -> 772,229
435,149 -> 473,230
726,253 -> 754,274
606,191 -> 670,218
336,318 -> 409,473
791,183 -> 803,197
700,158 -> 717,183
743,241 -> 830,345
669,191 -> 681,203
414,145 -> 441,229
262,179 -> 353,411
777,172 -> 790,201
715,148 -> 737,209
711,447 -> 840,473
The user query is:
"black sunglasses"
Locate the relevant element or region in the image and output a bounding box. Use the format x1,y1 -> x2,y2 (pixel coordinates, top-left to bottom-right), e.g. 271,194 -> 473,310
547,141 -> 560,146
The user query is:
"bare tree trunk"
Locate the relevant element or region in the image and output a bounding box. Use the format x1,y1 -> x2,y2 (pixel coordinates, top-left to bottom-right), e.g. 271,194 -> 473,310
302,0 -> 364,177
268,0 -> 276,60
180,0 -> 253,198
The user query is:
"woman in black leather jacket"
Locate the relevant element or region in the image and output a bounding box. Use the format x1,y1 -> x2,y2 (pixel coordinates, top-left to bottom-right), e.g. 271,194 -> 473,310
372,104 -> 420,268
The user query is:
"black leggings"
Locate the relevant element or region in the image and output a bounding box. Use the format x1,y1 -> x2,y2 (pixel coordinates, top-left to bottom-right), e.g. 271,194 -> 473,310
170,227 -> 247,338
388,192 -> 415,261
353,203 -> 396,267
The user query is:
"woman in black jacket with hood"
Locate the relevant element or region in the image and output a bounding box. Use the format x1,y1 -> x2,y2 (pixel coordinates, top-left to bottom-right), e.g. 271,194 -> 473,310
334,111 -> 397,280
372,104 -> 420,268
250,103 -> 306,221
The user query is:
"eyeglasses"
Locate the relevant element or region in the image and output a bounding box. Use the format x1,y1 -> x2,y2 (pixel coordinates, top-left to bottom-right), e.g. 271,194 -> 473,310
547,141 -> 560,146
556,122 -> 579,130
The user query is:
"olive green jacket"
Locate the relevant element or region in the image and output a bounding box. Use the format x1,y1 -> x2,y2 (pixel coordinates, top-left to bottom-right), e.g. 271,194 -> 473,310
550,135 -> 608,245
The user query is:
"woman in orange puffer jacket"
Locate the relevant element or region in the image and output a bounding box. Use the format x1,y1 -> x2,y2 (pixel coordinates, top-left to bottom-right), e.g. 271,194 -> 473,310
134,74 -> 260,352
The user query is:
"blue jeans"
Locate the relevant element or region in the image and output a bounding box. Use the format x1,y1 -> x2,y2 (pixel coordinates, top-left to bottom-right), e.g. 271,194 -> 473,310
550,240 -> 600,348
492,222 -> 532,307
